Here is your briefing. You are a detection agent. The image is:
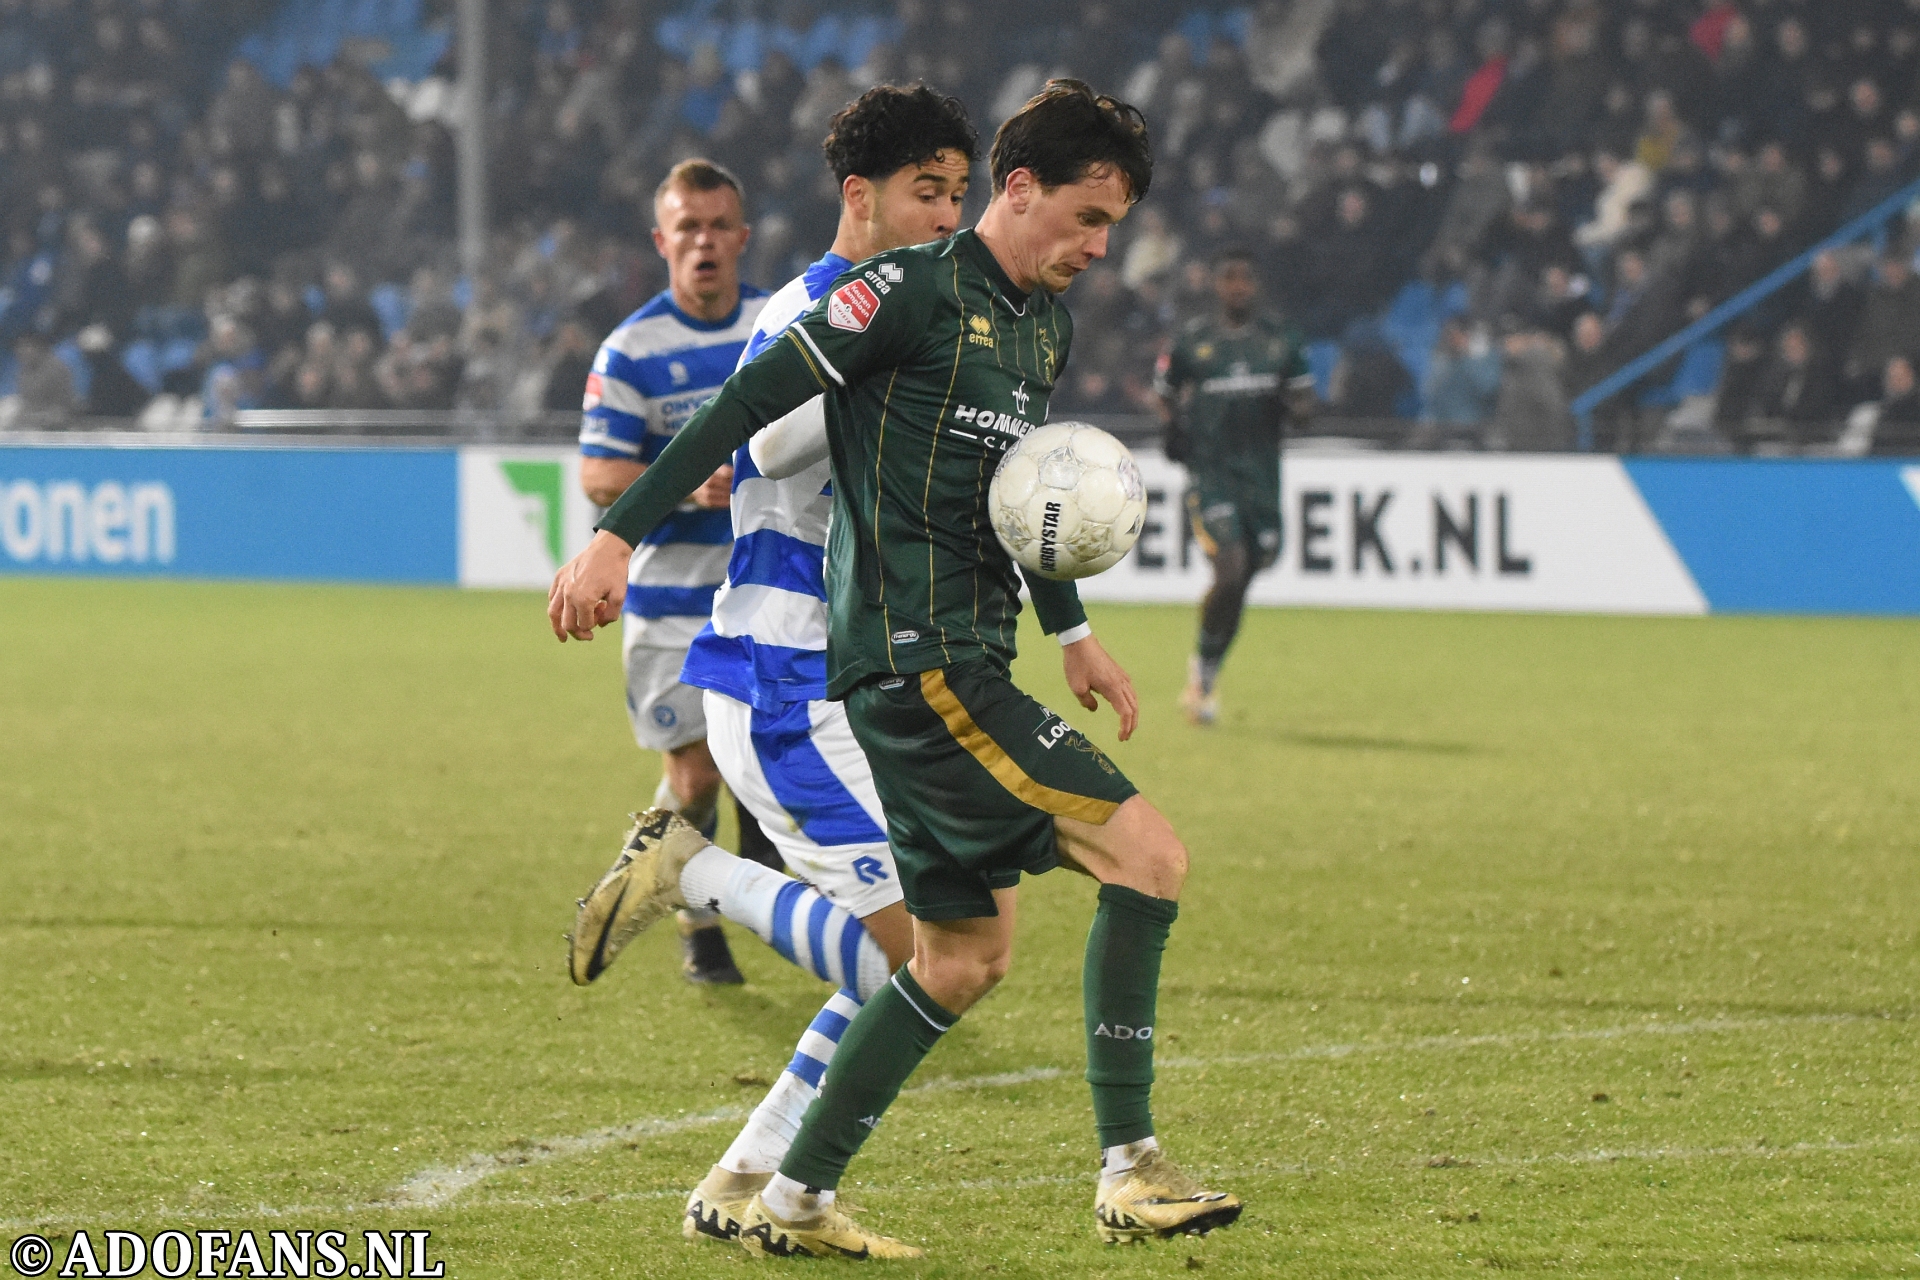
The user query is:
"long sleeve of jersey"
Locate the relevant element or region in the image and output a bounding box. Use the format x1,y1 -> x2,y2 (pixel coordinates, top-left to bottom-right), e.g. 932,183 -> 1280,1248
1022,569 -> 1089,637
597,336 -> 827,548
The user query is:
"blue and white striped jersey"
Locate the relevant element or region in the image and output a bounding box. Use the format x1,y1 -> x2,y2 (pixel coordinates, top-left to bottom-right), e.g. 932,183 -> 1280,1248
681,252 -> 850,708
580,286 -> 770,649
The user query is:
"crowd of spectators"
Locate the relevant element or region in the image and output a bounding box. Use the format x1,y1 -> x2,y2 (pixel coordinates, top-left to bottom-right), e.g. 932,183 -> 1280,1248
4,0 -> 1920,454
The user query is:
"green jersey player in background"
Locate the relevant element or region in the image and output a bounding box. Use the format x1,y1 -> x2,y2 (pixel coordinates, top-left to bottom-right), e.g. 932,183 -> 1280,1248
549,81 -> 1243,1259
1154,248 -> 1314,725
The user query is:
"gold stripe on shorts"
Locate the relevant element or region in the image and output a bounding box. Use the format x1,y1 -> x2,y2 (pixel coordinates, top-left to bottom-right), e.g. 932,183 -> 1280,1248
1185,490 -> 1219,558
919,669 -> 1120,824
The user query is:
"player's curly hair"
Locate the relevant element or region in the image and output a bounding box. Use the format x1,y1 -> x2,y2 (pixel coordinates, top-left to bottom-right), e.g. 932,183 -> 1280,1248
989,79 -> 1152,203
822,84 -> 979,186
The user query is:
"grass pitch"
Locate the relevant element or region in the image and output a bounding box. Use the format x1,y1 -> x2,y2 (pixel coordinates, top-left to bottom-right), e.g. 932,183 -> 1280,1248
2,577 -> 1917,1278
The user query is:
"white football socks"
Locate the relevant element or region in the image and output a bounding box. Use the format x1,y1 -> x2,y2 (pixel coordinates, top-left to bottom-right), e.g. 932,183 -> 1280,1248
677,850 -> 889,999
719,987 -> 862,1175
761,1171 -> 833,1220
1100,1135 -> 1161,1186
655,777 -> 721,927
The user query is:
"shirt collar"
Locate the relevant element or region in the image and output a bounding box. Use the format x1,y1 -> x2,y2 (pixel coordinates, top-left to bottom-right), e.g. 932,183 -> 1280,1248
958,229 -> 1030,313
803,252 -> 855,300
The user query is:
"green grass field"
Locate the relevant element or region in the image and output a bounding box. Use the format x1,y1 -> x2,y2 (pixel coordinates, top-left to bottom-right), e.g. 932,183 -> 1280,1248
2,578 -> 1917,1278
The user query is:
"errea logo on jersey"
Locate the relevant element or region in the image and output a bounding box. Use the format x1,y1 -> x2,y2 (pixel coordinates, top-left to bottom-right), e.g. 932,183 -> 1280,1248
828,280 -> 881,331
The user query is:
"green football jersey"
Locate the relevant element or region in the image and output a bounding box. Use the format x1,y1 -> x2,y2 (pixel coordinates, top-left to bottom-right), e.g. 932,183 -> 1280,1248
1154,314 -> 1312,478
599,229 -> 1088,698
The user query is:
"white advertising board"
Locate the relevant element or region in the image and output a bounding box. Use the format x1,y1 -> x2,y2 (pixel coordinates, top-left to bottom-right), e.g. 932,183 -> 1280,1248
457,448 -> 600,588
1075,450 -> 1707,614
454,445 -> 1707,614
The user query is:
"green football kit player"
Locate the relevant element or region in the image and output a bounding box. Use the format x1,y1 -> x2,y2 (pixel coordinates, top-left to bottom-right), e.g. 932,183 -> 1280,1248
1155,248 -> 1314,725
550,81 -> 1243,1258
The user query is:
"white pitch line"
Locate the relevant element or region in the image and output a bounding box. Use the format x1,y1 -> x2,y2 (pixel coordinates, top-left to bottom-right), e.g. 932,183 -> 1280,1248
389,1011 -> 1895,1209
2,1010 -> 1900,1232
432,1132 -> 1920,1215
384,1107 -> 750,1208
384,1066 -> 1070,1208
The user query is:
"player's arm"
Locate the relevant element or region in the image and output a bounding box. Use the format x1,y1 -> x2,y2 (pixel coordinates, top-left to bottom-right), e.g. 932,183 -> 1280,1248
1282,329 -> 1316,424
578,357 -> 650,504
581,457 -> 644,507
550,338 -> 829,640
550,256 -> 929,640
1153,342 -> 1192,462
747,395 -> 830,479
1020,569 -> 1138,740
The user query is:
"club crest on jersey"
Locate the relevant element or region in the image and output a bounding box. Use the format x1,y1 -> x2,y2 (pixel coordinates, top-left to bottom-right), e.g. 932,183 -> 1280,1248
828,279 -> 881,331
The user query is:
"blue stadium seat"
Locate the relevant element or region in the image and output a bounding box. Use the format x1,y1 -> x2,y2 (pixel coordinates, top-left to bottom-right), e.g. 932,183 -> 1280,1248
53,339 -> 91,403
122,340 -> 163,393
369,283 -> 411,340
1304,339 -> 1340,402
1638,340 -> 1726,409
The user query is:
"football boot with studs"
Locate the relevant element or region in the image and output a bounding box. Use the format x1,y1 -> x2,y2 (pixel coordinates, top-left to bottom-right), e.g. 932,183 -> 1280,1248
1095,1148 -> 1242,1244
683,1166 -> 771,1244
679,917 -> 745,984
737,1193 -> 923,1260
565,808 -> 705,985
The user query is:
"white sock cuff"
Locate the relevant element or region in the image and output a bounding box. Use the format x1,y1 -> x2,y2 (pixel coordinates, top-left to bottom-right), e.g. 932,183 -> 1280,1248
762,1171 -> 833,1218
1100,1135 -> 1160,1179
679,845 -> 738,915
721,857 -> 790,940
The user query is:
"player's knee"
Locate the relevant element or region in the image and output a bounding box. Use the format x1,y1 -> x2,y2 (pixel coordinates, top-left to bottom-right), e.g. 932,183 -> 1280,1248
664,746 -> 722,803
915,943 -> 1011,1010
1145,830 -> 1189,893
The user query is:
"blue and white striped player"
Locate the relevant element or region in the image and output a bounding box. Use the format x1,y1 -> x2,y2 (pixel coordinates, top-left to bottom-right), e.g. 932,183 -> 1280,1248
566,87 -> 981,1244
577,159 -> 770,982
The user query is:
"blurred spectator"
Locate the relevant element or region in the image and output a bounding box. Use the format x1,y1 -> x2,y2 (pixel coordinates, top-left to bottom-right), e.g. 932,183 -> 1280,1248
75,325 -> 149,417
10,331 -> 77,423
1488,326 -> 1575,451
1416,317 -> 1501,446
540,318 -> 598,412
1843,253 -> 1920,398
9,0 -> 1920,448
1868,355 -> 1920,455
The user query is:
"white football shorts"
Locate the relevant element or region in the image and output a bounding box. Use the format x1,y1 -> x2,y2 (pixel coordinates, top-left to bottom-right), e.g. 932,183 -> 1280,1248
623,643 -> 708,752
702,689 -> 902,919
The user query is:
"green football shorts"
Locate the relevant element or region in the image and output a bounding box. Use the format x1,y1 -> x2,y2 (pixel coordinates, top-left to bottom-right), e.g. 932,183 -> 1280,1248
844,661 -> 1140,920
1186,469 -> 1281,570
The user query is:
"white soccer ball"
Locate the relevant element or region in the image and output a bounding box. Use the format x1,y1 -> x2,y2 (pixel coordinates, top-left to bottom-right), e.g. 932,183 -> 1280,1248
988,421 -> 1148,581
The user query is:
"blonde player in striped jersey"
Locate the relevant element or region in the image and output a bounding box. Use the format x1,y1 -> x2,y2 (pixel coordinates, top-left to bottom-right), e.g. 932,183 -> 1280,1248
577,160 -> 769,983
565,84 -> 980,1244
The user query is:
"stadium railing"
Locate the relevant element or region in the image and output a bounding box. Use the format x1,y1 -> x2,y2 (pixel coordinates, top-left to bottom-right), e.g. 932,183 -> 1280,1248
1570,171 -> 1920,451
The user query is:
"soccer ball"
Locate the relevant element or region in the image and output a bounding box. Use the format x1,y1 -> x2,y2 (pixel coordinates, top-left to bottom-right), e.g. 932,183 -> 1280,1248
989,422 -> 1148,581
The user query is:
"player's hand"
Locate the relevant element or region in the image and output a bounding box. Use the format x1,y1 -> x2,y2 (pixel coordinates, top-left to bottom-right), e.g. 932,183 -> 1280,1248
1062,634 -> 1138,742
548,530 -> 633,641
691,464 -> 734,509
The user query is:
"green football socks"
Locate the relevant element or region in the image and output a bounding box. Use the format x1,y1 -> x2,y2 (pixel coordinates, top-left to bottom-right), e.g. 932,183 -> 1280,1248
779,967 -> 956,1191
1085,882 -> 1179,1147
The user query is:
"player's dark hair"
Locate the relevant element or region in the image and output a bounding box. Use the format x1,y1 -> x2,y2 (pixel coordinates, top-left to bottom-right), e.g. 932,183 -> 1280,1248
654,158 -> 744,214
988,78 -> 1152,202
822,84 -> 979,186
1212,245 -> 1257,269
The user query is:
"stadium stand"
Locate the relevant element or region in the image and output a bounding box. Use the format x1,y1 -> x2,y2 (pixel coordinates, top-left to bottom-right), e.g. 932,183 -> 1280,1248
3,0 -> 1919,455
